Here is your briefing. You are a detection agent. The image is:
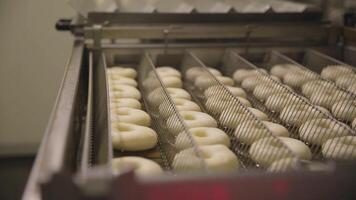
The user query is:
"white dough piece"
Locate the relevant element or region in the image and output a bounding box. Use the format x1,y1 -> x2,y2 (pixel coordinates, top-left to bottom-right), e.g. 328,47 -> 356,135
156,66 -> 182,78
280,104 -> 326,127
160,76 -> 183,88
111,107 -> 151,126
194,75 -> 233,90
283,70 -> 317,89
249,137 -> 312,167
172,144 -> 240,172
301,80 -> 330,98
253,84 -> 286,102
110,98 -> 142,110
348,83 -> 356,94
167,88 -> 191,100
233,68 -> 267,84
219,107 -> 268,129
108,76 -> 138,87
332,100 -> 356,122
112,122 -> 158,151
235,121 -> 289,145
240,74 -> 279,91
204,85 -> 247,98
299,119 -> 350,145
309,88 -> 351,110
109,85 -> 141,100
268,157 -> 300,172
270,64 -> 300,79
185,67 -> 222,82
335,74 -> 356,88
265,93 -> 306,113
175,127 -> 230,149
159,98 -> 201,118
321,65 -> 354,81
205,95 -> 251,114
108,67 -> 137,79
112,157 -> 163,177
322,136 -> 356,160
166,111 -> 217,135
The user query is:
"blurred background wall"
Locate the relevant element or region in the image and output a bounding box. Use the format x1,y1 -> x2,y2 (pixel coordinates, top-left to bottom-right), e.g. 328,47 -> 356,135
0,1 -> 74,199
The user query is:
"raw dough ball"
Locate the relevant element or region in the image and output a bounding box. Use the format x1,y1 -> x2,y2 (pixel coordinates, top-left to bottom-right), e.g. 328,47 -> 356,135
335,74 -> 356,88
270,64 -> 300,79
283,70 -> 317,89
185,67 -> 221,82
156,66 -> 181,78
108,76 -> 137,87
265,93 -> 306,113
110,98 -> 141,110
159,98 -> 201,118
280,104 -> 326,127
233,68 -> 267,84
109,85 -> 141,100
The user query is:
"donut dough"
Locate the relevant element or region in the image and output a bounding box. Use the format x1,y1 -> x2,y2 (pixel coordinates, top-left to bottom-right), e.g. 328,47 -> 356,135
204,85 -> 247,98
299,119 -> 350,145
205,95 -> 251,114
109,85 -> 141,100
268,157 -> 300,172
108,76 -> 138,87
310,88 -> 351,110
322,136 -> 356,160
301,80 -> 330,98
159,98 -> 201,118
219,107 -> 268,129
175,127 -> 230,149
185,67 -> 221,82
167,88 -> 191,100
172,144 -> 240,172
166,111 -> 217,135
253,84 -> 286,102
265,93 -> 306,113
280,104 -> 326,127
233,68 -> 267,84
270,64 -> 300,79
235,121 -> 289,145
111,107 -> 151,126
112,122 -> 158,151
195,75 -> 233,90
110,98 -> 141,110
240,74 -> 279,91
321,65 -> 353,81
249,137 -> 312,167
156,66 -> 181,78
283,70 -> 317,89
332,100 -> 356,122
335,74 -> 356,88
112,157 -> 163,177
160,76 -> 183,88
108,67 -> 137,79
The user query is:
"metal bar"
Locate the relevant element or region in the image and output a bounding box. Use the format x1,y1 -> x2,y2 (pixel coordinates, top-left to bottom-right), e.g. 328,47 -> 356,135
23,40 -> 85,200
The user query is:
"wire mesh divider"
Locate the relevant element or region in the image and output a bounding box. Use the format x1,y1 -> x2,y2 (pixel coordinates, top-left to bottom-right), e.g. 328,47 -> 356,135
261,50 -> 356,127
175,50 -> 303,172
218,49 -> 356,163
137,52 -> 208,174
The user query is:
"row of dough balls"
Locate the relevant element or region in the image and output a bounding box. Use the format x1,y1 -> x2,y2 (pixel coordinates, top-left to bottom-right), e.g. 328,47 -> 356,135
321,65 -> 356,93
270,64 -> 356,124
187,66 -> 311,170
154,66 -> 240,173
108,67 -> 163,177
233,67 -> 356,163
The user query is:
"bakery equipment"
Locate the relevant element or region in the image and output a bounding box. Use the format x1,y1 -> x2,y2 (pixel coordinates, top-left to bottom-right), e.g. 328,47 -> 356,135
23,1 -> 356,199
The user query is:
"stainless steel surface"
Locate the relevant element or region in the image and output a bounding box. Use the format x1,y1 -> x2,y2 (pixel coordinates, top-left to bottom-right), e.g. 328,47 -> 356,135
23,40 -> 87,200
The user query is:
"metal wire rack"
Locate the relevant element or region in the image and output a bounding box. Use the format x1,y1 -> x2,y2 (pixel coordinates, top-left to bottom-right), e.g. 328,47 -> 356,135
189,49 -> 356,163
147,50 -> 302,172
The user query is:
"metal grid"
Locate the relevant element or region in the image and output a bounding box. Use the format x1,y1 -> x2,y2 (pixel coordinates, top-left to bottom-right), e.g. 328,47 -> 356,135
213,50 -> 356,162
